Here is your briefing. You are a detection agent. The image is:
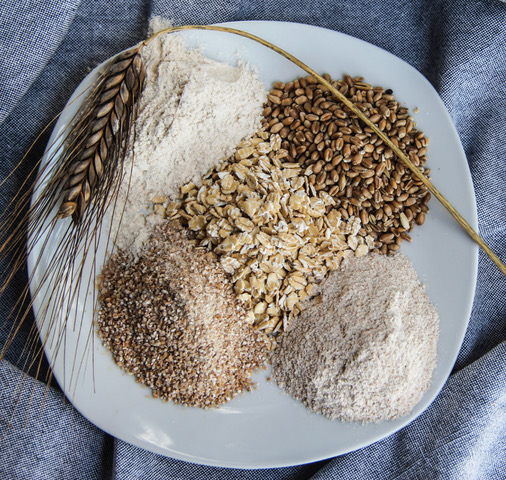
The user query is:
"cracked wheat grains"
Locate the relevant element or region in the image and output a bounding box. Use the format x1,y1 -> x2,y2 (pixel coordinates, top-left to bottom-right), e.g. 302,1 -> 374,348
96,221 -> 268,408
271,253 -> 439,423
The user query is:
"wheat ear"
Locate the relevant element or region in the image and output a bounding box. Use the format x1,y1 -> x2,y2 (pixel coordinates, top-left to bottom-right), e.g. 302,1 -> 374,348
56,47 -> 145,223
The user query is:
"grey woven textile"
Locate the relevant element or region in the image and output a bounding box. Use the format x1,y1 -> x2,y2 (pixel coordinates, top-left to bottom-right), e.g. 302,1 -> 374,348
1,0 -> 505,478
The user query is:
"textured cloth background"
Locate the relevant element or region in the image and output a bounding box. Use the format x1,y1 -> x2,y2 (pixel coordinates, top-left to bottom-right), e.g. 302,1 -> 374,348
1,1 -> 505,479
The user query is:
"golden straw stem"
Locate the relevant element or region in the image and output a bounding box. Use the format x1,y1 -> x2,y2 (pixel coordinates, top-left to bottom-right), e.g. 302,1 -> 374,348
145,24 -> 506,276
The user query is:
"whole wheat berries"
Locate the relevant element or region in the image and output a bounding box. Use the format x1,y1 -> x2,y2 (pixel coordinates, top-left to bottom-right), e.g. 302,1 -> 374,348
263,74 -> 431,254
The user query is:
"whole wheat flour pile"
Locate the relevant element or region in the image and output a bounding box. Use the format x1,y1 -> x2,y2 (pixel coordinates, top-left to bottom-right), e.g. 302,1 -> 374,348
271,253 -> 440,423
113,34 -> 266,254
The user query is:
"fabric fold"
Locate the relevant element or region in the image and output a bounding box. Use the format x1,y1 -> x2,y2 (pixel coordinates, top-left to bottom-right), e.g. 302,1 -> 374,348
0,0 -> 82,127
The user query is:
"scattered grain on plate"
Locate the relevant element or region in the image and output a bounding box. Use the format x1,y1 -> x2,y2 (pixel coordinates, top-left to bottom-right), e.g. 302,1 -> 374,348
96,221 -> 269,408
271,252 -> 439,423
263,74 -> 431,254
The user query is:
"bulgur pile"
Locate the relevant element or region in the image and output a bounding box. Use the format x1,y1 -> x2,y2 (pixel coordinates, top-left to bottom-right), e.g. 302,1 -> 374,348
96,221 -> 268,408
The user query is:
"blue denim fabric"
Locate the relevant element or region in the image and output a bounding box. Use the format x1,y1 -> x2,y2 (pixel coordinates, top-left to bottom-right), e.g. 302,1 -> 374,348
1,1 -> 505,478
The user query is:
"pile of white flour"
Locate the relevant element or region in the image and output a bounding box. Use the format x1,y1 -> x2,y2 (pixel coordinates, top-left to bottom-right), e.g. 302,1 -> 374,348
271,253 -> 440,423
113,33 -> 266,254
